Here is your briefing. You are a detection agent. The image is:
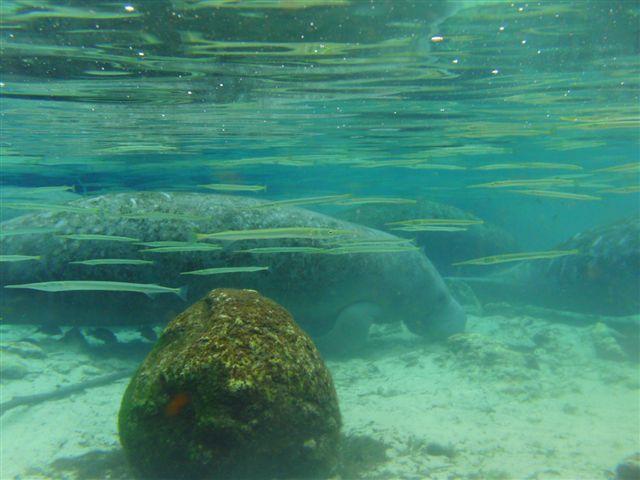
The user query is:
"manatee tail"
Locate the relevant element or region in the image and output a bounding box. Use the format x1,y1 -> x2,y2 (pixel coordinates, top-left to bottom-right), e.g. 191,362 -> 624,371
445,275 -> 531,305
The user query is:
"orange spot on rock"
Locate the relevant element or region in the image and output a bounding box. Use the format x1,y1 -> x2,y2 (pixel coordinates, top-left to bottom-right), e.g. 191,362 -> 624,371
164,392 -> 190,417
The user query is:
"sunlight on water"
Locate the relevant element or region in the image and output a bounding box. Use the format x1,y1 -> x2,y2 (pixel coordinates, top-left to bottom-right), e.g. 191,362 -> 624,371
0,1 -> 638,479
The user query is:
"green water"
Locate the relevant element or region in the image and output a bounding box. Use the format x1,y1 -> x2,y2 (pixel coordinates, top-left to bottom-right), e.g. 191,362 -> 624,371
0,1 -> 639,479
2,2 -> 637,235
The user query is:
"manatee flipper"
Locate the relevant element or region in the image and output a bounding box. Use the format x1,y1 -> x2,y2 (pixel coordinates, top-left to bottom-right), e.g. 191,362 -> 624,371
315,302 -> 382,357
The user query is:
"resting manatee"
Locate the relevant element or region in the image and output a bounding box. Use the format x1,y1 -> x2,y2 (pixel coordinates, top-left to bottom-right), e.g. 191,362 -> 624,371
458,216 -> 640,317
337,198 -> 518,275
0,192 -> 466,343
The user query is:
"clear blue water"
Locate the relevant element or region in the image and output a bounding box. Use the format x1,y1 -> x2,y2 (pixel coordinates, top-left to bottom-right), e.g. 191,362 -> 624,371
0,1 -> 638,479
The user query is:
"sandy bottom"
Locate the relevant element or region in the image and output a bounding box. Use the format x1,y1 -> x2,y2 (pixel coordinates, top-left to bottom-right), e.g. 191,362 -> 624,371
1,310 -> 638,479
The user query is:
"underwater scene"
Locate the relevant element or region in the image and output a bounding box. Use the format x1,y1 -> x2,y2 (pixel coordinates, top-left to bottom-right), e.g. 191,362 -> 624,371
0,0 -> 639,479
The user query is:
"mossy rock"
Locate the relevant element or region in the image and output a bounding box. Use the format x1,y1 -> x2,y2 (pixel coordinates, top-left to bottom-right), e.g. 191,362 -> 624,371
118,288 -> 341,479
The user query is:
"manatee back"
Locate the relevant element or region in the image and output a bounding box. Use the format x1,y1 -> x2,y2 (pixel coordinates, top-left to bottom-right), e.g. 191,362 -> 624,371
0,192 -> 430,331
529,216 -> 640,315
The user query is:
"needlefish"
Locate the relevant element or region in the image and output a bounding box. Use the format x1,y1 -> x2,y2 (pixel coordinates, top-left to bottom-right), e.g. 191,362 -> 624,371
4,281 -> 188,300
197,227 -> 354,241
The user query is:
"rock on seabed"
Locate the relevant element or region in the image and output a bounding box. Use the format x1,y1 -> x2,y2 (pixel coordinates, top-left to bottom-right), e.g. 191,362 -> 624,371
118,288 -> 341,480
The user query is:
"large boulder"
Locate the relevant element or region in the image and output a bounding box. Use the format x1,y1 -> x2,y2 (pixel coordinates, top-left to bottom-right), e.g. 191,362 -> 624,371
118,288 -> 341,479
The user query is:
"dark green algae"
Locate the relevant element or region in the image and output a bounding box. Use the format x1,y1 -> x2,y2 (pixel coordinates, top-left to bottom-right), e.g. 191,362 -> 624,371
118,288 -> 341,480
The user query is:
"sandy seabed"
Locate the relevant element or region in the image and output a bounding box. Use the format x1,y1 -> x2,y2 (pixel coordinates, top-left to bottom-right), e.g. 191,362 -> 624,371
1,311 -> 638,480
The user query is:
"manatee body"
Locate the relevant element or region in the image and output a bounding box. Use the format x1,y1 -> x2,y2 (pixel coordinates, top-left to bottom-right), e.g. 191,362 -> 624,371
0,192 -> 466,340
465,217 -> 640,317
337,198 -> 518,275
527,216 -> 639,316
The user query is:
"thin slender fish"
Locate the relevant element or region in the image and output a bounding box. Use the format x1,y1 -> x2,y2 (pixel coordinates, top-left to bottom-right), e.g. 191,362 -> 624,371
335,197 -> 417,205
594,163 -> 639,173
600,186 -> 640,194
70,259 -> 154,266
475,162 -> 582,171
199,183 -> 266,192
387,218 -> 483,227
0,255 -> 41,262
140,244 -> 223,253
135,241 -> 200,247
3,203 -> 98,214
60,234 -> 140,242
390,225 -> 468,232
468,178 -> 573,189
239,246 -> 325,254
0,227 -> 58,238
4,281 -> 188,299
122,212 -> 207,221
510,190 -> 601,201
18,185 -> 76,194
181,266 -> 269,275
251,194 -> 351,209
197,227 -> 354,241
453,249 -> 579,266
334,239 -> 414,247
325,245 -> 419,255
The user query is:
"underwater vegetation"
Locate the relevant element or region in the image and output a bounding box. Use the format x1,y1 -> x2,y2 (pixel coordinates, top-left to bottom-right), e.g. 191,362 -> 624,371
118,288 -> 341,480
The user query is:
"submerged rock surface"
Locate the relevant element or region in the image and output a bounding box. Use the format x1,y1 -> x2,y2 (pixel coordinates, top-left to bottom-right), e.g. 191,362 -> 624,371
118,288 -> 341,480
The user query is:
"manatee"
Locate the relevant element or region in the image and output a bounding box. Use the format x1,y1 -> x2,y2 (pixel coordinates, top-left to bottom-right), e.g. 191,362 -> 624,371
0,192 -> 466,343
457,216 -> 640,317
336,198 -> 518,275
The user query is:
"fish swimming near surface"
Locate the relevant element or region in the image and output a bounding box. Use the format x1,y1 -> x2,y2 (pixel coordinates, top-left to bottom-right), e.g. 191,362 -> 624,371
0,192 -> 466,343
199,183 -> 266,192
509,190 -> 601,201
474,162 -> 583,171
467,178 -> 574,189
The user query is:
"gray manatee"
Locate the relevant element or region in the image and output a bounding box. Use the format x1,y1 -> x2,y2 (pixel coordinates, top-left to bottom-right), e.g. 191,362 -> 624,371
337,198 -> 518,275
0,192 -> 466,342
459,216 -> 640,317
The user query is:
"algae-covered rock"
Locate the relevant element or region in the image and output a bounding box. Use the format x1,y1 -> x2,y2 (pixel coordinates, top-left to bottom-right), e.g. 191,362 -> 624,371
615,452 -> 640,480
118,288 -> 341,480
